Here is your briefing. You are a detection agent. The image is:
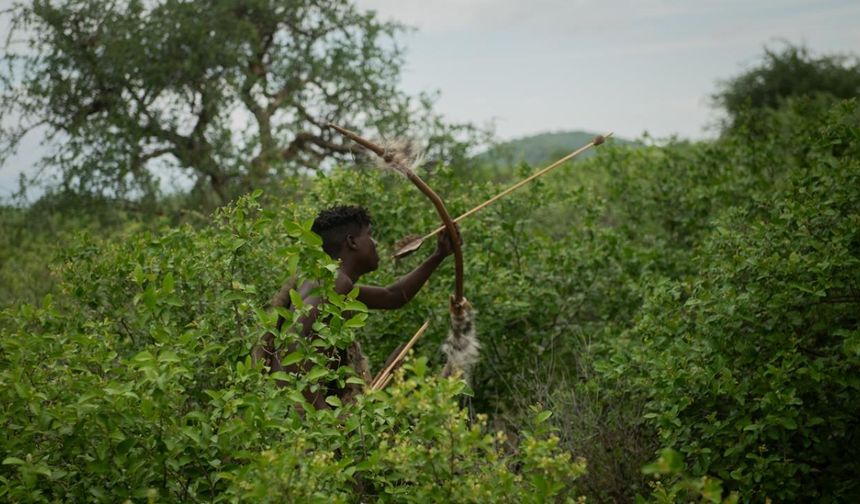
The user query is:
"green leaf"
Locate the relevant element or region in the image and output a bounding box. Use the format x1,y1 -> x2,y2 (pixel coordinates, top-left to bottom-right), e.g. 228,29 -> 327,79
642,448 -> 684,476
701,477 -> 725,503
285,221 -> 303,238
411,356 -> 427,379
270,371 -> 291,382
289,289 -> 304,310
281,351 -> 304,366
131,351 -> 155,365
535,411 -> 552,424
459,382 -> 475,397
162,272 -> 175,293
133,264 -> 145,284
306,366 -> 330,382
254,306 -> 276,328
301,230 -> 323,247
142,284 -> 157,310
344,312 -> 367,328
181,427 -> 201,445
779,417 -> 798,430
287,391 -> 306,405
2,457 -> 25,466
286,255 -> 299,276
158,351 -> 181,364
344,300 -> 368,313
103,385 -> 126,396
325,395 -> 343,408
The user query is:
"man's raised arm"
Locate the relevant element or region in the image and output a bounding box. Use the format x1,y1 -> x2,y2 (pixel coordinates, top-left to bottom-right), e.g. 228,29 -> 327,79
357,230 -> 456,309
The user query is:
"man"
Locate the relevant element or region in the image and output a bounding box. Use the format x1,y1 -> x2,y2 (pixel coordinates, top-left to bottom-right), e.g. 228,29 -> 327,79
256,205 -> 457,408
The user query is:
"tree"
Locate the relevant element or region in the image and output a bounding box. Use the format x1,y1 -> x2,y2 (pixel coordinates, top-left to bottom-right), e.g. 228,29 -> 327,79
0,0 -> 468,205
712,43 -> 860,131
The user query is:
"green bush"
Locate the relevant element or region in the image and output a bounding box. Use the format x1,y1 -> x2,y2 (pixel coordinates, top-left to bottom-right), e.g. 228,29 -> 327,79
607,100 -> 860,501
0,191 -> 178,308
714,43 -> 860,132
2,97 -> 858,502
0,192 -> 585,501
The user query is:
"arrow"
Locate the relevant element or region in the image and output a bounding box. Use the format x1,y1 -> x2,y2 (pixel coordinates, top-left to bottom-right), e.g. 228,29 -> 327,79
393,132 -> 613,258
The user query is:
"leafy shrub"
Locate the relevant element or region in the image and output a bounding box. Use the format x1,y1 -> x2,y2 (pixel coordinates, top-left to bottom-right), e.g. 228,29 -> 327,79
713,43 -> 860,132
2,96 -> 858,502
608,100 -> 860,501
0,192 -> 585,501
640,448 -> 738,504
0,190 -> 182,308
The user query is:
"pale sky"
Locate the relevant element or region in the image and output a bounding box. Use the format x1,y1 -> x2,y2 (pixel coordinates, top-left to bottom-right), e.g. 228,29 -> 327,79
2,0 -> 859,198
357,0 -> 860,140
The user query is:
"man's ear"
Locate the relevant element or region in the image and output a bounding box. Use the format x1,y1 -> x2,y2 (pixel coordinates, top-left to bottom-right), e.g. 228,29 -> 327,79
345,233 -> 359,251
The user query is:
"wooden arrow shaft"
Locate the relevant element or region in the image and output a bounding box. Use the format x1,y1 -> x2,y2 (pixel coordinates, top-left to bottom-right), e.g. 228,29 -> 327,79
370,320 -> 430,391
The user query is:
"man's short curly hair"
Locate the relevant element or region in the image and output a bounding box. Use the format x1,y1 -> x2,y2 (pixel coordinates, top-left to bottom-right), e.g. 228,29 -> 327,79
312,205 -> 373,257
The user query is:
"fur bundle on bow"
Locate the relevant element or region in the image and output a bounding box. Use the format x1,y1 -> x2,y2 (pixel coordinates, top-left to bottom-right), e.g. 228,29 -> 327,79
441,298 -> 480,383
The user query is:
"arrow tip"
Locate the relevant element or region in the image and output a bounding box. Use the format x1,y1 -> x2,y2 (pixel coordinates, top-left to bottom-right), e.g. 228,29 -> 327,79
592,132 -> 614,146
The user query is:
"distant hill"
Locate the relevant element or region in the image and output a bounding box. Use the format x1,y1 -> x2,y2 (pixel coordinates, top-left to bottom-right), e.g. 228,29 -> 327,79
477,130 -> 632,166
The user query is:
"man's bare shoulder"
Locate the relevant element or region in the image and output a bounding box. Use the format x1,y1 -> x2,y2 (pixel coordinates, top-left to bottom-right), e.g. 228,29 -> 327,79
269,276 -> 298,308
299,274 -> 351,301
334,270 -> 355,295
270,276 -> 321,308
271,270 -> 354,310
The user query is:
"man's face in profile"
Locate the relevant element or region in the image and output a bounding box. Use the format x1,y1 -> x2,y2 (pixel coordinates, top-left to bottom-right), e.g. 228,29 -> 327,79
356,224 -> 379,272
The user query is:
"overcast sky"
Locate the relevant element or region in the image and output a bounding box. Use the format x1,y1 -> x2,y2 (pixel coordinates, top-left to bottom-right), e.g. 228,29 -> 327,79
356,0 -> 860,140
2,0 -> 859,198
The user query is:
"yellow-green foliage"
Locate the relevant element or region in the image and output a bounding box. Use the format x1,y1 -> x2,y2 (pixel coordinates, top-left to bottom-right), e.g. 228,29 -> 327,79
0,192 -> 584,502
1,98 -> 858,502
608,99 -> 860,501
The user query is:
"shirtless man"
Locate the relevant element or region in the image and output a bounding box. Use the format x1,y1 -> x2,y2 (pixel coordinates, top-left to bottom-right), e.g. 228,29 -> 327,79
257,205 -> 457,409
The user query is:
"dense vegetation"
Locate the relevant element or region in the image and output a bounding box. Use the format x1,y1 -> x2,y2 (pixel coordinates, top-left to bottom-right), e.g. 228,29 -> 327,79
1,193 -> 590,501
3,96 -> 857,501
713,43 -> 860,132
1,4 -> 858,499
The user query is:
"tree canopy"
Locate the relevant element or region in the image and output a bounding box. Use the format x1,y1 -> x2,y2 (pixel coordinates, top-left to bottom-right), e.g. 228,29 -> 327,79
1,0 -> 469,205
713,43 -> 860,131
